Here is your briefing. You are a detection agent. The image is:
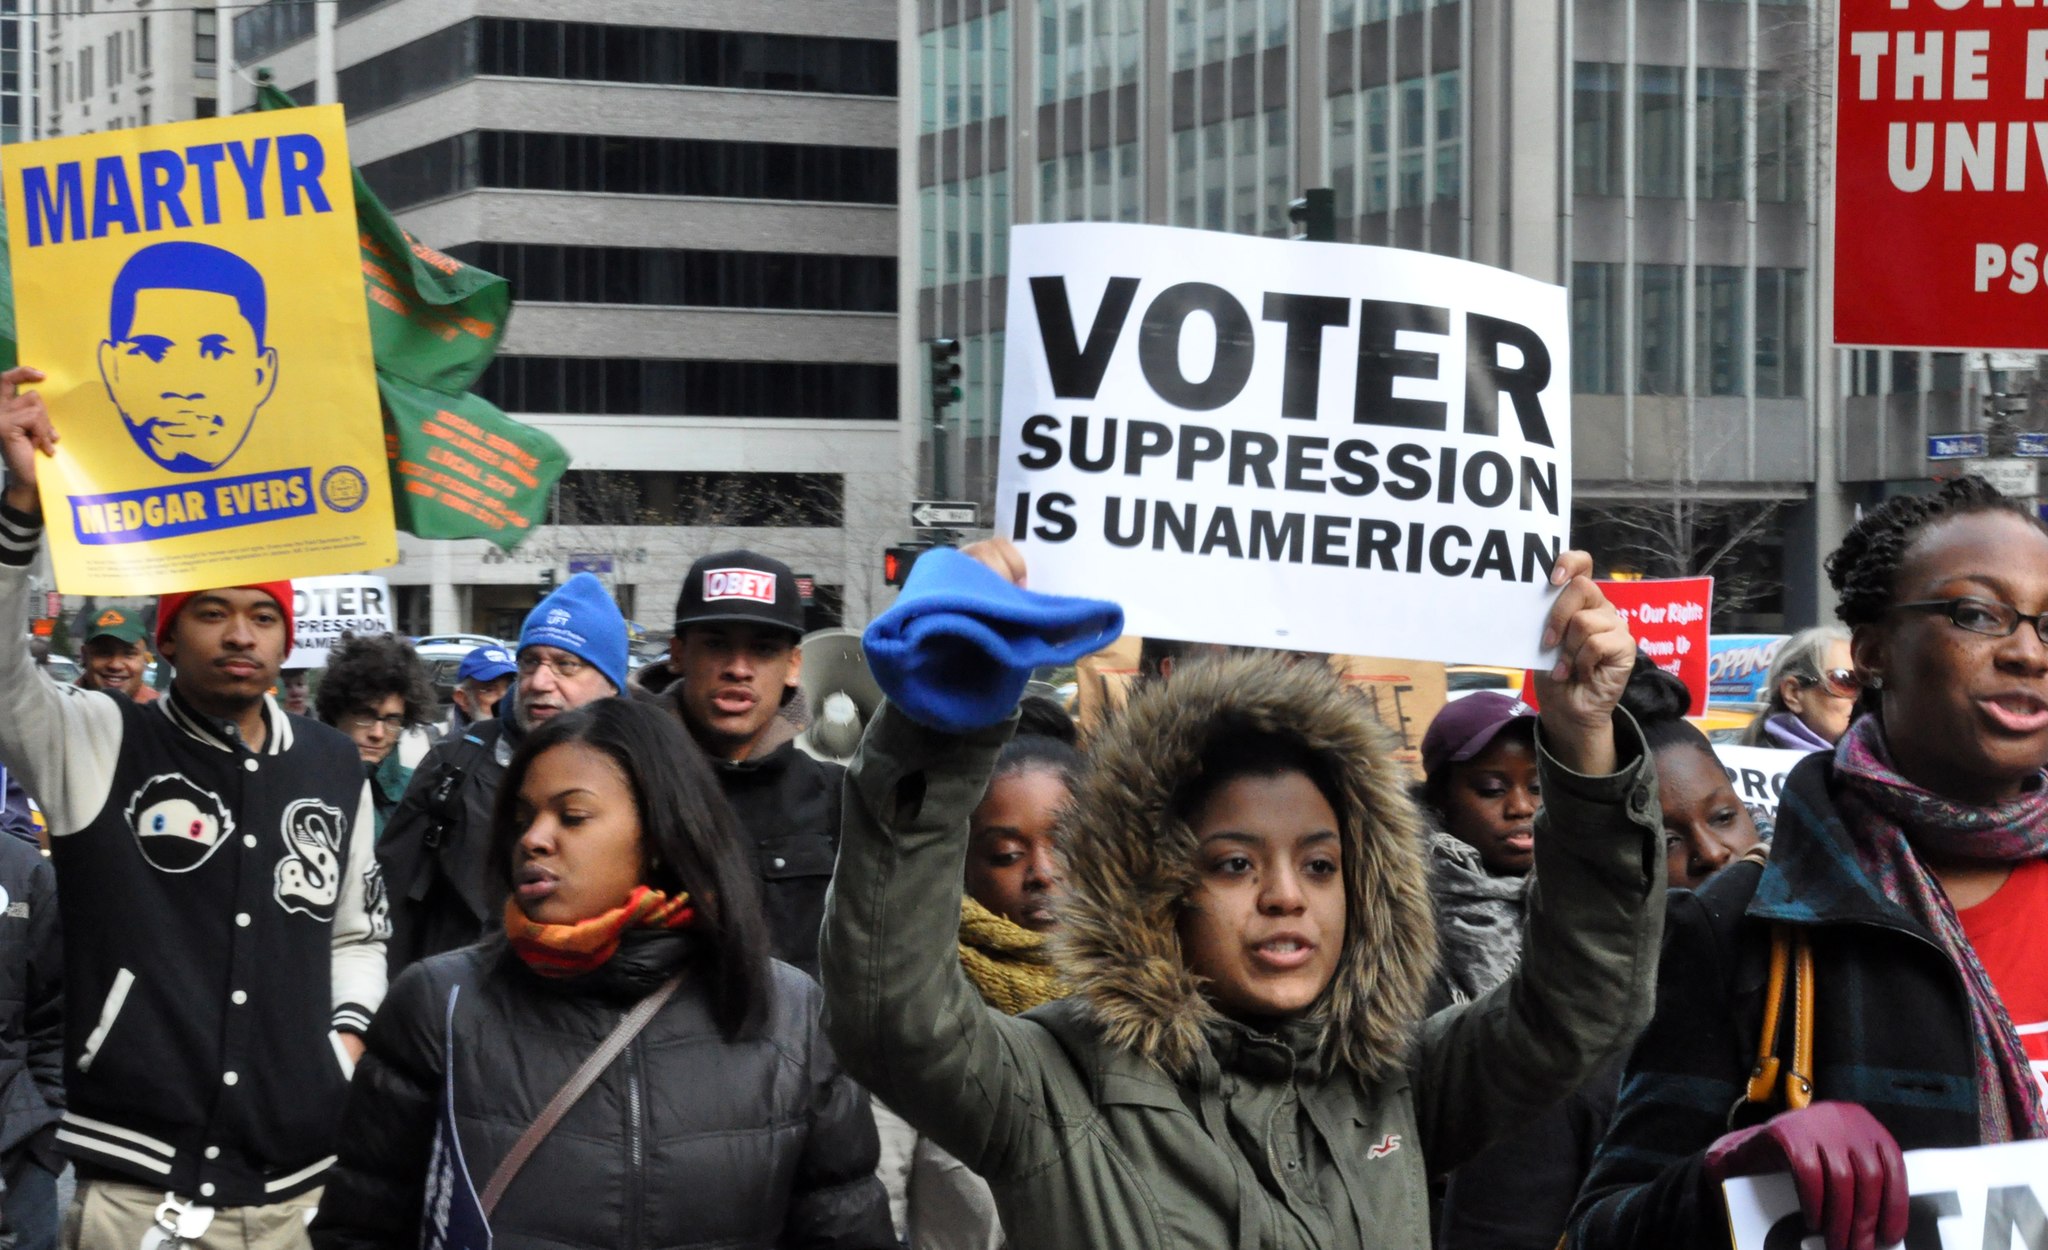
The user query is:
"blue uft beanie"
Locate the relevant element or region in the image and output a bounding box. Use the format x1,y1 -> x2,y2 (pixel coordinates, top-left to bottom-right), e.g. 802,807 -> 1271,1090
863,547 -> 1124,734
519,573 -> 629,693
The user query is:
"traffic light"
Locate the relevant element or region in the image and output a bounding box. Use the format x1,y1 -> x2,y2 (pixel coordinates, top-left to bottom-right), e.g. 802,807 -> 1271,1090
929,338 -> 963,412
884,543 -> 932,588
1288,188 -> 1336,243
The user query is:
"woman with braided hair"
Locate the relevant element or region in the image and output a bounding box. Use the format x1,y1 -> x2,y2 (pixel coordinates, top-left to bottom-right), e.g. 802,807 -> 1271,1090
1571,476 -> 2048,1250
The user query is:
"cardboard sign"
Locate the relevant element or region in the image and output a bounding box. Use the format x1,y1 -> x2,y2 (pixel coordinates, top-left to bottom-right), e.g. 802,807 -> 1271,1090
1708,634 -> 1789,706
996,223 -> 1570,669
1724,1139 -> 2048,1250
1,107 -> 394,593
1327,654 -> 1448,781
1712,743 -> 1814,827
1834,4 -> 2048,349
284,574 -> 394,668
1072,635 -> 1142,737
1596,578 -> 1712,716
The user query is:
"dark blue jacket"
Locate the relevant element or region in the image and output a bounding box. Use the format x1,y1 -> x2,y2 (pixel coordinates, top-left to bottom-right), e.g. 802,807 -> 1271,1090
1569,752 -> 1985,1250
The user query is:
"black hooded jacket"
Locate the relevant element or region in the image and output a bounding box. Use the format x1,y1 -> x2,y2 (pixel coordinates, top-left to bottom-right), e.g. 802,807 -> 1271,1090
311,933 -> 895,1250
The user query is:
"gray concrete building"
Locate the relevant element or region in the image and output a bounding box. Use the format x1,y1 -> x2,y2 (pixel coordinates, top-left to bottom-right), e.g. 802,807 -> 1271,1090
38,0 -> 217,137
229,0 -> 902,637
906,0 -> 1989,630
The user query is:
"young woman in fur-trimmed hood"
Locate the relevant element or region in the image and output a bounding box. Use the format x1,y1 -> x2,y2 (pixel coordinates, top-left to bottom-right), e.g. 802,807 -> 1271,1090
820,541 -> 1667,1250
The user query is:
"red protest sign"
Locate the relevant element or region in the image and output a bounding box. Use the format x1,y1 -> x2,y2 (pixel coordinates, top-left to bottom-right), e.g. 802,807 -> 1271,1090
1835,4 -> 2048,349
1598,577 -> 1713,717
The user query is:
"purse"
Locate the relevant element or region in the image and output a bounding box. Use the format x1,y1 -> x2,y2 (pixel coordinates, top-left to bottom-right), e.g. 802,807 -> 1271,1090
1733,923 -> 1814,1126
478,973 -> 683,1216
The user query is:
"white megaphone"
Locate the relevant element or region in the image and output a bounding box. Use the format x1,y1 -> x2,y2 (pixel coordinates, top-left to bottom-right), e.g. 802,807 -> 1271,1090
795,628 -> 883,763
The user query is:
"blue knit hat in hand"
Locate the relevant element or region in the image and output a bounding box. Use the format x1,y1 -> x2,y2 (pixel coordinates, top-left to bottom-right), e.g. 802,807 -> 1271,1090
863,547 -> 1124,734
519,573 -> 630,693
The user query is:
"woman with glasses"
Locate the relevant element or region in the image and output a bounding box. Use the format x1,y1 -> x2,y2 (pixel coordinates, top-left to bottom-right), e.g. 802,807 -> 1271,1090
317,632 -> 439,837
1739,624 -> 1859,750
1571,476 -> 2048,1250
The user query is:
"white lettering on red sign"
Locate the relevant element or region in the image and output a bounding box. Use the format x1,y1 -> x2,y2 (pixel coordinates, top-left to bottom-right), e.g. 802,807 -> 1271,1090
703,569 -> 777,604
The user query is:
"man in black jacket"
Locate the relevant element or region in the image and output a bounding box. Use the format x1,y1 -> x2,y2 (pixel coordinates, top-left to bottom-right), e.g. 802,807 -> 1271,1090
0,832 -> 62,1250
630,551 -> 841,977
0,366 -> 387,1248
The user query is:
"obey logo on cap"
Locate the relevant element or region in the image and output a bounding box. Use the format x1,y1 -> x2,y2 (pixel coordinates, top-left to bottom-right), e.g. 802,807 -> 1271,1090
703,569 -> 778,605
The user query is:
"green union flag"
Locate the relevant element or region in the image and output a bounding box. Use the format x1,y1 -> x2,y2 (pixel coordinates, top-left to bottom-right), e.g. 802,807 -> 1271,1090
0,201 -> 14,372
259,82 -> 565,549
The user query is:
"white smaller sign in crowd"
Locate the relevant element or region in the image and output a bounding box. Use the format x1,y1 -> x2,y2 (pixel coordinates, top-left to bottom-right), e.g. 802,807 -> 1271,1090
1712,744 -> 1814,827
1724,1139 -> 2048,1250
285,574 -> 395,669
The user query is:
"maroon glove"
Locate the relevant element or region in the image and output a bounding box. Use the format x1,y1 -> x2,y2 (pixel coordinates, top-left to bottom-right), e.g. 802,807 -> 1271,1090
1703,1102 -> 1909,1250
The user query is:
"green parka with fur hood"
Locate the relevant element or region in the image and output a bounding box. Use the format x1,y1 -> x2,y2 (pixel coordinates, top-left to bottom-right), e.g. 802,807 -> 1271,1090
820,655 -> 1665,1250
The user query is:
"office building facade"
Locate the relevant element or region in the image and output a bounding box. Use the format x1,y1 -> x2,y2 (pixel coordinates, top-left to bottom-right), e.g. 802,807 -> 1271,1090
909,0 -> 1986,628
231,0 -> 900,637
39,0 -> 216,137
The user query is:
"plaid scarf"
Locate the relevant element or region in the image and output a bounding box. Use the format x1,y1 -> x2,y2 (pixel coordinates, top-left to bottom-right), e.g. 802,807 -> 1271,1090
504,886 -> 696,979
957,895 -> 1064,1016
1833,715 -> 2048,1141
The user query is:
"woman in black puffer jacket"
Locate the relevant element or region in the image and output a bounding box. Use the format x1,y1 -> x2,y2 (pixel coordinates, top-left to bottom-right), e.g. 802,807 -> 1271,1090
311,698 -> 895,1250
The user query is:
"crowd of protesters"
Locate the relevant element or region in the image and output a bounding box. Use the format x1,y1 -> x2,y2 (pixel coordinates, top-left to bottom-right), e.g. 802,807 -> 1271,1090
0,352 -> 2032,1250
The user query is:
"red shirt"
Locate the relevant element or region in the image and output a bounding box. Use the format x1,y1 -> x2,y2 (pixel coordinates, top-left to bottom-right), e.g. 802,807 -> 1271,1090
1958,856 -> 2048,1105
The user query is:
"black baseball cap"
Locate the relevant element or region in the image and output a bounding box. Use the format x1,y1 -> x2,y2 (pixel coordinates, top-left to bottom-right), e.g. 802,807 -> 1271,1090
673,550 -> 805,638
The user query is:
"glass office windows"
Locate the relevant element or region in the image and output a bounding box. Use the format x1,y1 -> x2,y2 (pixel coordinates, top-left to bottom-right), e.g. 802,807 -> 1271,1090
1637,264 -> 1683,395
1696,68 -> 1744,201
1694,265 -> 1745,396
1572,262 -> 1624,394
1637,66 -> 1683,198
1573,63 -> 1623,197
1754,268 -> 1806,399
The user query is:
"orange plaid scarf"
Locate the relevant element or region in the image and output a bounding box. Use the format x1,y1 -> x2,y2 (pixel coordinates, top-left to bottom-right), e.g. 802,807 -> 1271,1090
504,885 -> 696,978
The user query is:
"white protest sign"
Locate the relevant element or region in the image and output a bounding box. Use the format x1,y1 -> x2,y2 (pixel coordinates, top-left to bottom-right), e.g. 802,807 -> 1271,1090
1723,1139 -> 2048,1250
286,574 -> 394,668
996,223 -> 1569,667
1713,744 -> 1815,826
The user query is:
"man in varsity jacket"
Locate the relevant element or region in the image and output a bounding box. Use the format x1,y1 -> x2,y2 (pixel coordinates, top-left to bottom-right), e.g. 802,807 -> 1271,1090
0,366 -> 388,1248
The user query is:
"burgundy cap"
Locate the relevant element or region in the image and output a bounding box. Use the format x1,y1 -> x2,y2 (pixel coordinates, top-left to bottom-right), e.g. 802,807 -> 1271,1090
1421,690 -> 1536,779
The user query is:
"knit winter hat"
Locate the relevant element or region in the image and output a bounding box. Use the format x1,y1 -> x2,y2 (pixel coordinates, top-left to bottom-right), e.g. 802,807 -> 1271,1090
863,547 -> 1123,734
519,572 -> 629,693
155,582 -> 295,651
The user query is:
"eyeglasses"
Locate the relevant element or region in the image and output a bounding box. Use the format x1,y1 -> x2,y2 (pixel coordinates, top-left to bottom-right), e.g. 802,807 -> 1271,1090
1796,667 -> 1862,700
517,651 -> 590,680
1892,596 -> 2048,644
343,711 -> 408,733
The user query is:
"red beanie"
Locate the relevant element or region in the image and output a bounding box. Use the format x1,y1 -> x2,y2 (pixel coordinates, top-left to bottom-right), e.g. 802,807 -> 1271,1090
155,582 -> 296,651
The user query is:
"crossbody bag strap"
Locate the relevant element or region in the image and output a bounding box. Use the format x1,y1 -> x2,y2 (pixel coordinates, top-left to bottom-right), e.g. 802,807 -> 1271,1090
478,973 -> 683,1217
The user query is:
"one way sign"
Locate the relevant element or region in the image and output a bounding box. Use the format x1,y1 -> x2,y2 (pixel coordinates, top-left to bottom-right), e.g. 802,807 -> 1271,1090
910,500 -> 981,528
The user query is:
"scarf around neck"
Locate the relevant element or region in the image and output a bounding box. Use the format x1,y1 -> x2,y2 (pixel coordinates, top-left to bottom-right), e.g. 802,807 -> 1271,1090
1832,714 -> 2048,1141
958,895 -> 1063,1015
1764,711 -> 1835,753
505,885 -> 696,979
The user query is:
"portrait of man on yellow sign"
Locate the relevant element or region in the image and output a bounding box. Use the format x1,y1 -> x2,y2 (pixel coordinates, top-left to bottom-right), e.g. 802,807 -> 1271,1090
97,240 -> 279,474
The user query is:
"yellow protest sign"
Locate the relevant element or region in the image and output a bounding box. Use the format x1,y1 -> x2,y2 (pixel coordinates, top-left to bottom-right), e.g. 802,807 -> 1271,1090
1,106 -> 394,594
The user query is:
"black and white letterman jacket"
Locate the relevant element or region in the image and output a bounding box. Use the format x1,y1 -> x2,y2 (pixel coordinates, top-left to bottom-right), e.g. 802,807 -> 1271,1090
0,504 -> 389,1206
